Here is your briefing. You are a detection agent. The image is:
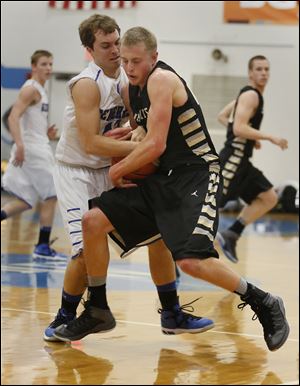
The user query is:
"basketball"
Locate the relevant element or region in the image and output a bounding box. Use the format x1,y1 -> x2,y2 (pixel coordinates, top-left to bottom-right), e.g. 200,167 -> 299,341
111,157 -> 158,180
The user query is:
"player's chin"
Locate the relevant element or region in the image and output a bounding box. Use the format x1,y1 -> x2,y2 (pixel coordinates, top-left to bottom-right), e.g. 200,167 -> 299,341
128,76 -> 139,85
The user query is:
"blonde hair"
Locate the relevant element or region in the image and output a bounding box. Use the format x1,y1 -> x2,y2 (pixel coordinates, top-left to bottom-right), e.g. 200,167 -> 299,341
79,14 -> 120,49
122,27 -> 157,52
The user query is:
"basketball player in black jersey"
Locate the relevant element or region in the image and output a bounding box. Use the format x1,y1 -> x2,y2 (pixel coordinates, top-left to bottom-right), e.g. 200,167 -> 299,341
53,30 -> 289,352
216,56 -> 288,263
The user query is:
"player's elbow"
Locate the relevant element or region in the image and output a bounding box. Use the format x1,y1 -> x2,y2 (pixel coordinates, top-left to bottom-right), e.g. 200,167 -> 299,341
233,123 -> 243,137
150,138 -> 166,159
217,112 -> 225,125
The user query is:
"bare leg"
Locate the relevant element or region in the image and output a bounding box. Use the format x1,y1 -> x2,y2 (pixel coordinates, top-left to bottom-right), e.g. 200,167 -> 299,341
63,252 -> 87,295
148,240 -> 176,285
239,188 -> 278,225
177,257 -> 241,292
40,197 -> 57,228
1,198 -> 31,218
81,207 -> 113,277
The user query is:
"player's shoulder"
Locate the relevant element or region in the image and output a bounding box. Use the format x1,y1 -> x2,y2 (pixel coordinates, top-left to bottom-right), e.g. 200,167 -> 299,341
149,67 -> 178,90
238,88 -> 259,107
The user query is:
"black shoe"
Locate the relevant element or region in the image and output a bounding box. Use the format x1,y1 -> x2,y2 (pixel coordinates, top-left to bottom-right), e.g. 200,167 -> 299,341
238,291 -> 290,351
53,302 -> 116,342
216,230 -> 239,263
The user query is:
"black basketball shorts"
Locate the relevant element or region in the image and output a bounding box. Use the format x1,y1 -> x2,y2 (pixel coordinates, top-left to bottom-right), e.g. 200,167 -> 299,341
89,164 -> 222,261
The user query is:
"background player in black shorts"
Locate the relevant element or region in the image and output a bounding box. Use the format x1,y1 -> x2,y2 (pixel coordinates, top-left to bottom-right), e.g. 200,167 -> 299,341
216,55 -> 288,263
53,31 -> 289,352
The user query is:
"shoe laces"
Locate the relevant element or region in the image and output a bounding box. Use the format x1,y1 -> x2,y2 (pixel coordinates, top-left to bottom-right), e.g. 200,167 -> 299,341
158,297 -> 203,321
49,237 -> 58,246
238,299 -> 274,335
49,308 -> 74,328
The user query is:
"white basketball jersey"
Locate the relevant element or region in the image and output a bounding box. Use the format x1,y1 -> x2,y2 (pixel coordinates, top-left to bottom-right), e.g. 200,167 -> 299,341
55,61 -> 129,169
20,79 -> 49,145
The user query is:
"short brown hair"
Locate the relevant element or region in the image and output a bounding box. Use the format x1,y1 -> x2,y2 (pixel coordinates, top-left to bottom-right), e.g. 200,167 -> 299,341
31,50 -> 52,65
79,14 -> 120,49
248,55 -> 268,70
122,27 -> 157,52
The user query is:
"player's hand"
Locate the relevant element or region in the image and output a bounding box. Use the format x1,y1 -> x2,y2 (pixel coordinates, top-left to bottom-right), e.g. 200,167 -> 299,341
13,144 -> 25,166
131,126 -> 146,142
109,164 -> 137,188
104,126 -> 132,141
269,136 -> 288,150
47,124 -> 58,140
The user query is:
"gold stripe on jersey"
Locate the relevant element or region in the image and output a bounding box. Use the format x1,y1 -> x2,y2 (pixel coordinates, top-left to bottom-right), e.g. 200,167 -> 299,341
181,118 -> 202,136
224,162 -> 238,172
193,227 -> 214,242
177,108 -> 196,124
201,153 -> 220,163
223,178 -> 230,188
201,204 -> 216,218
187,139 -> 210,153
185,130 -> 206,147
222,170 -> 235,179
192,167 -> 220,241
228,155 -> 242,165
234,149 -> 244,157
197,216 -> 214,230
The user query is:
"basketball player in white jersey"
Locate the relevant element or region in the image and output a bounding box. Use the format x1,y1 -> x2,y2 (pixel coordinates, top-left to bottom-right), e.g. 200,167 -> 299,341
44,15 -> 210,341
1,50 -> 64,259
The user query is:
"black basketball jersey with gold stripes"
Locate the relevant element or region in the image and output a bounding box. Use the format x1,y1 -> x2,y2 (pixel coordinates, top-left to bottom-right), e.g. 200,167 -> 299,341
225,85 -> 264,158
129,60 -> 219,172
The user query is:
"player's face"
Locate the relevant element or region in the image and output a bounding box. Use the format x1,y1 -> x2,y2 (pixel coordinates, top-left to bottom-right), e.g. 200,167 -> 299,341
121,42 -> 157,88
249,59 -> 270,88
89,29 -> 121,72
32,56 -> 53,82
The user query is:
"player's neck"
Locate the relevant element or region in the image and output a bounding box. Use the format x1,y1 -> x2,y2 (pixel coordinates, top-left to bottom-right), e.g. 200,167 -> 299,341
249,81 -> 265,94
31,75 -> 45,87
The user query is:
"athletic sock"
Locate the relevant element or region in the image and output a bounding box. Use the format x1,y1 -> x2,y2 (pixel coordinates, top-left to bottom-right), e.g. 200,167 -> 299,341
37,226 -> 51,245
156,281 -> 179,311
1,210 -> 7,221
229,218 -> 246,237
61,289 -> 83,315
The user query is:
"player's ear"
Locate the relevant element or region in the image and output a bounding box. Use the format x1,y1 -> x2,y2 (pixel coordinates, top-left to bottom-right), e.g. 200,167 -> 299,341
151,51 -> 158,65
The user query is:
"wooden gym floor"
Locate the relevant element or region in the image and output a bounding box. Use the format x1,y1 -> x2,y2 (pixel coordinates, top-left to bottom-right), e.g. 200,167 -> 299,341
1,193 -> 299,385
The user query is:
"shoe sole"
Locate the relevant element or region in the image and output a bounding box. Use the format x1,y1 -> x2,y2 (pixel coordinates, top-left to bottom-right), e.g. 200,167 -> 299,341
52,324 -> 116,342
33,253 -> 67,261
216,233 -> 238,263
268,297 -> 290,351
162,322 -> 214,335
43,333 -> 65,342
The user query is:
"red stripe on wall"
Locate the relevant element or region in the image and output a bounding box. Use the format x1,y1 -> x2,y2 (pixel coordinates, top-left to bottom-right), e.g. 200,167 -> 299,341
63,1 -> 70,9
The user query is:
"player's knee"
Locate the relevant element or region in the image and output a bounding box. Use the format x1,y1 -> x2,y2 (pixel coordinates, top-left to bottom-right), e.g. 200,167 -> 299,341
177,258 -> 199,275
262,189 -> 278,209
82,208 -> 103,234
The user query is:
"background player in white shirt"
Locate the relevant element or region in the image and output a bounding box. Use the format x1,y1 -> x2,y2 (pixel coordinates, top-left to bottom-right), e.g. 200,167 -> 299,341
1,50 -> 64,259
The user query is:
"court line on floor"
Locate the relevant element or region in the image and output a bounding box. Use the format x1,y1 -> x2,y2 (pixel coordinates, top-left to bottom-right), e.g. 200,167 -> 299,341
2,307 -> 298,343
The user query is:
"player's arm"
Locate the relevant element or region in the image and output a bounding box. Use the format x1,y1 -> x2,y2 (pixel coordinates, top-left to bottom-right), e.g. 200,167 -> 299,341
72,78 -> 136,157
217,100 -> 235,127
234,91 -> 288,149
8,86 -> 39,166
109,70 -> 173,183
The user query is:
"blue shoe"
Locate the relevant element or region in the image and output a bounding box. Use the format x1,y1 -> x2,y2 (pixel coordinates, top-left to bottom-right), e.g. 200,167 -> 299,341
159,299 -> 214,335
33,243 -> 68,260
44,308 -> 76,342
